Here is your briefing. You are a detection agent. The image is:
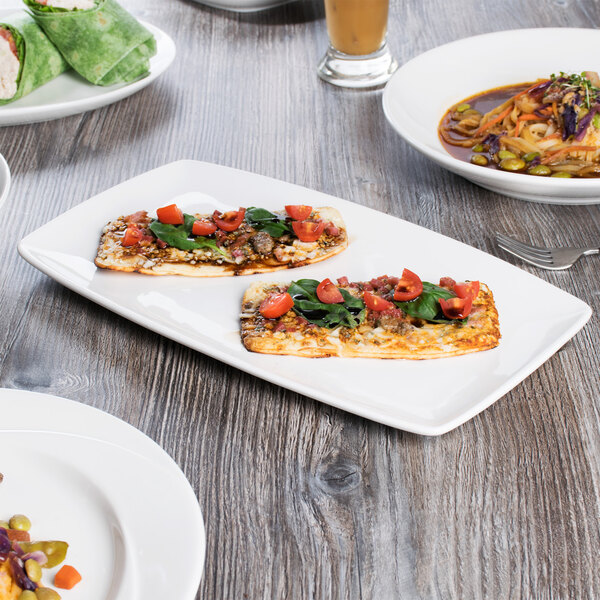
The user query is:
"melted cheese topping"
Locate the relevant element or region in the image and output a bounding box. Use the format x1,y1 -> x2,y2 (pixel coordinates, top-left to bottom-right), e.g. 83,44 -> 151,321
0,35 -> 19,100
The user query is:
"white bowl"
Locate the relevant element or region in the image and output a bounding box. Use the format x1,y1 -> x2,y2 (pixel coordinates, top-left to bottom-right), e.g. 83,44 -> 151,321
0,153 -> 10,211
382,28 -> 600,205
190,0 -> 294,11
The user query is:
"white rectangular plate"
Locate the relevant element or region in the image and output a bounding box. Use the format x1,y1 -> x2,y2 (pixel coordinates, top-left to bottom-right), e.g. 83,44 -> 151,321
18,161 -> 592,435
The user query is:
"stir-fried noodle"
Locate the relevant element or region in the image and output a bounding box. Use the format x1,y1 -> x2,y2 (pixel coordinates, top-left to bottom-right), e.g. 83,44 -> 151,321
439,72 -> 600,177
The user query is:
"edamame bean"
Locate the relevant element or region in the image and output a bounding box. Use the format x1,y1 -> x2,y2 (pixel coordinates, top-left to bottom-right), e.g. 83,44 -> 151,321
9,514 -> 31,531
523,152 -> 540,162
456,103 -> 470,112
499,158 -> 526,171
551,171 -> 572,178
528,165 -> 552,176
35,589 -> 61,600
498,150 -> 517,160
472,144 -> 485,152
17,591 -> 37,600
471,154 -> 489,166
25,559 -> 42,583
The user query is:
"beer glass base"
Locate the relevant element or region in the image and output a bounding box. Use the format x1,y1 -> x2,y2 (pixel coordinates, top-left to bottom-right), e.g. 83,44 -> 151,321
317,43 -> 398,88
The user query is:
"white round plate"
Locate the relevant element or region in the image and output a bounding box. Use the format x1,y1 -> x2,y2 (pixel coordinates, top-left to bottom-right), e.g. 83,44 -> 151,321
190,0 -> 293,12
0,153 -> 10,211
382,28 -> 600,205
0,388 -> 205,600
0,9 -> 176,126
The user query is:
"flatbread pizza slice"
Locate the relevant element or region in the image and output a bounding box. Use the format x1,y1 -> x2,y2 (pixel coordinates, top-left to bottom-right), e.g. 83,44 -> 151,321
95,203 -> 348,277
241,272 -> 500,359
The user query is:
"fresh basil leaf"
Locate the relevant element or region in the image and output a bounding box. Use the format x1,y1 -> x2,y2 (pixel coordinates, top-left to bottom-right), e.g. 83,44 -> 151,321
149,213 -> 230,258
245,207 -> 291,238
288,279 -> 365,329
395,281 -> 463,324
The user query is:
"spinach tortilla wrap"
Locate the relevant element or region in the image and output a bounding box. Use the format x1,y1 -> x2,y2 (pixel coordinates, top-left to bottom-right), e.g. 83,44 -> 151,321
23,0 -> 157,86
0,12 -> 69,105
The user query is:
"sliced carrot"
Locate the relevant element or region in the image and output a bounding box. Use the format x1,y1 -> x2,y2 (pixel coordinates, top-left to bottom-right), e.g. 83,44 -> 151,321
552,101 -> 559,122
539,132 -> 560,142
541,145 -> 597,164
474,105 -> 513,135
54,565 -> 82,590
513,79 -> 551,99
514,114 -> 544,136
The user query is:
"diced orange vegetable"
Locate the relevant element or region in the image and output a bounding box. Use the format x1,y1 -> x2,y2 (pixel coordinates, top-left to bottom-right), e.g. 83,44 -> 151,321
54,565 -> 82,590
6,529 -> 30,542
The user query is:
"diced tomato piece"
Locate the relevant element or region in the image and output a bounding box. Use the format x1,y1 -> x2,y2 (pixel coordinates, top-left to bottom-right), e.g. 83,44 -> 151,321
156,204 -> 184,225
439,276 -> 456,290
192,219 -> 217,236
121,224 -> 143,247
285,205 -> 312,220
259,292 -> 294,319
363,290 -> 395,311
324,222 -> 340,236
6,529 -> 30,542
337,276 -> 350,287
213,208 -> 246,232
393,269 -> 423,301
439,296 -> 473,319
0,29 -> 17,58
291,220 -> 326,242
453,281 -> 480,300
316,278 -> 344,304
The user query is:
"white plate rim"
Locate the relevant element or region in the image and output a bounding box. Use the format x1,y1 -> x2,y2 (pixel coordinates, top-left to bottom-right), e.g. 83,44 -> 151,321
0,11 -> 176,126
0,387 -> 206,599
382,27 -> 600,204
0,152 -> 10,211
16,160 -> 593,435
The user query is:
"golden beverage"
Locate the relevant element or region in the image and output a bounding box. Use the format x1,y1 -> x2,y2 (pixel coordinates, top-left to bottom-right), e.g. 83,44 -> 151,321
324,0 -> 390,56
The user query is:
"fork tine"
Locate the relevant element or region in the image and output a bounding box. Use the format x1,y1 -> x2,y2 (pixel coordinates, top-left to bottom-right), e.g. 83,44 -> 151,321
496,242 -> 555,267
495,233 -> 553,257
496,241 -> 554,262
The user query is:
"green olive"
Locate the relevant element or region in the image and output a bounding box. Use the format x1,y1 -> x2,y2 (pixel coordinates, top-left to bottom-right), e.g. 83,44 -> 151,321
551,171 -> 572,178
20,541 -> 69,568
470,154 -> 489,166
522,152 -> 540,162
528,165 -> 552,176
17,592 -> 37,600
499,158 -> 526,171
498,150 -> 517,160
472,144 -> 485,152
9,514 -> 31,531
456,103 -> 470,113
35,589 -> 61,600
25,559 -> 42,583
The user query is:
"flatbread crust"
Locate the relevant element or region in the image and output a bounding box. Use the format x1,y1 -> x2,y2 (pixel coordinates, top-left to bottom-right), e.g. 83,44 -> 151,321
95,207 -> 347,277
241,281 -> 500,359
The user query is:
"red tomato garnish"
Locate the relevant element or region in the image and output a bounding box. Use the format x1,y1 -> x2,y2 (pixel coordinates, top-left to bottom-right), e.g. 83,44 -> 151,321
439,296 -> 473,319
393,269 -> 423,301
192,219 -> 217,236
156,204 -> 184,225
291,220 -> 326,242
363,290 -> 395,311
0,29 -> 17,58
453,281 -> 480,300
259,292 -> 294,319
121,224 -> 143,247
316,278 -> 344,304
337,276 -> 350,287
285,205 -> 312,220
213,208 -> 246,232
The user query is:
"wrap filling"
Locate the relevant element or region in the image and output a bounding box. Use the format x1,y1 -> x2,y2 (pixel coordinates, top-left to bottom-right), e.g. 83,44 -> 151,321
0,28 -> 20,100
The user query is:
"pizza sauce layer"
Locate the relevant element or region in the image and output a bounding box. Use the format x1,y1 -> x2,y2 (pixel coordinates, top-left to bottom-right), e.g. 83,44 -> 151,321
241,272 -> 500,359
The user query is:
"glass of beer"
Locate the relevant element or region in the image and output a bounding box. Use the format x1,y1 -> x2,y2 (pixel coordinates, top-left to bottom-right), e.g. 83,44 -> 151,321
317,0 -> 398,88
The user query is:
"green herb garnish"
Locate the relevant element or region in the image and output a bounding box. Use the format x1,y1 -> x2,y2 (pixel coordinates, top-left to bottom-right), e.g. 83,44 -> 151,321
550,72 -> 600,110
394,281 -> 465,324
245,207 -> 291,238
149,213 -> 230,258
288,279 -> 366,329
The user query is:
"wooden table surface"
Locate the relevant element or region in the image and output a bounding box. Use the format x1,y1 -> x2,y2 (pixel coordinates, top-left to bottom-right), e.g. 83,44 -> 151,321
1,0 -> 600,597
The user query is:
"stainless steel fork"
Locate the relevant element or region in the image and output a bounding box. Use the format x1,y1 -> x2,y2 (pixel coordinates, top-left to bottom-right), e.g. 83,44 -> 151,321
495,232 -> 599,270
